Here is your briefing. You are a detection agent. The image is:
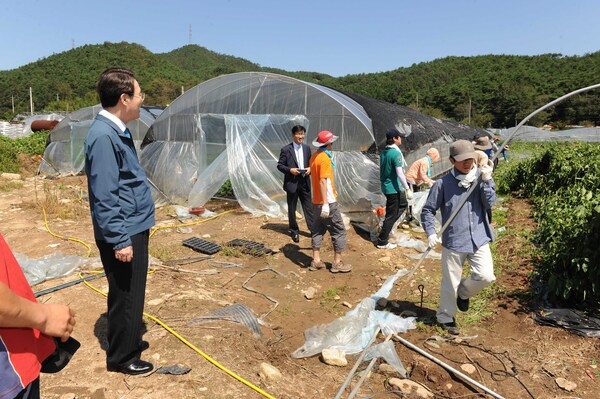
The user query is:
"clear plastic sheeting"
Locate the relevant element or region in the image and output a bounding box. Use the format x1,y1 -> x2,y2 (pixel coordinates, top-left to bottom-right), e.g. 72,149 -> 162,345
496,125 -> 600,142
15,252 -> 91,286
141,71 -> 376,210
140,72 -> 484,224
190,114 -> 309,215
292,271 -> 416,358
39,105 -> 162,176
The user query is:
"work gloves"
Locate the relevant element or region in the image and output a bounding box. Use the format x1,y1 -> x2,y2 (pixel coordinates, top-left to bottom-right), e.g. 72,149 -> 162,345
320,203 -> 330,218
405,188 -> 414,200
427,234 -> 440,249
480,162 -> 493,181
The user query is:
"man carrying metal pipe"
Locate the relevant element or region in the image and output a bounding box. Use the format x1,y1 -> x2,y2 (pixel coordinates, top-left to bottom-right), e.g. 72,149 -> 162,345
420,140 -> 497,335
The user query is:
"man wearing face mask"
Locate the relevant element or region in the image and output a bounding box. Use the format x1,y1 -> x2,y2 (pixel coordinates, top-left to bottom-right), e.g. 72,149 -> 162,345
420,140 -> 496,335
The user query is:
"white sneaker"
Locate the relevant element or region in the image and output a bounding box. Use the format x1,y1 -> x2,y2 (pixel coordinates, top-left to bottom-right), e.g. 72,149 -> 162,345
376,243 -> 397,249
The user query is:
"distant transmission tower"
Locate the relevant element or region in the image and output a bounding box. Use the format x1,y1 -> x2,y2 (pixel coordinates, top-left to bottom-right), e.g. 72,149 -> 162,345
189,24 -> 192,44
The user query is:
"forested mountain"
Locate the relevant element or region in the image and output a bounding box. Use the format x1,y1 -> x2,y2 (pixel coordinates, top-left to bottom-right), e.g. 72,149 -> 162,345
320,53 -> 600,128
1,42 -> 599,128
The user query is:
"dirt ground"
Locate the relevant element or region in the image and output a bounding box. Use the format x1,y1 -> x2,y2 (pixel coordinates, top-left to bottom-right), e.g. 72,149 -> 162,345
1,169 -> 598,399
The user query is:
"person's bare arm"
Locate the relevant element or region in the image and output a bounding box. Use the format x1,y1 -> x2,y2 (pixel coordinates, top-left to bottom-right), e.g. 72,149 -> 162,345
0,281 -> 75,342
319,177 -> 328,202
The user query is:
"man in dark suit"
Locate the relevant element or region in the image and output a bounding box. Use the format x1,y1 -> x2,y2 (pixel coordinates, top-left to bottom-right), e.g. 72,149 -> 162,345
277,125 -> 314,242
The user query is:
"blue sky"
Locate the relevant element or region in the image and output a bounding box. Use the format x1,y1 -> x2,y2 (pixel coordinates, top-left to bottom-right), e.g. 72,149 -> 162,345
3,0 -> 600,77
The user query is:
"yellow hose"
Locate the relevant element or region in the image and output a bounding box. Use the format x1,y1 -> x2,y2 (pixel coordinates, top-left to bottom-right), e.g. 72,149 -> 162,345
82,275 -> 276,399
42,208 -> 92,257
44,206 -> 274,398
149,209 -> 237,238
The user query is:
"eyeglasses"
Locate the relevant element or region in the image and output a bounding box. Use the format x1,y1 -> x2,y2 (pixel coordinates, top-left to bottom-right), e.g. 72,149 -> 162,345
129,92 -> 145,101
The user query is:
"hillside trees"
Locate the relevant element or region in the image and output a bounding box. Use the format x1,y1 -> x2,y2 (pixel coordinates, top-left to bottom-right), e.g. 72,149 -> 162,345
0,43 -> 599,127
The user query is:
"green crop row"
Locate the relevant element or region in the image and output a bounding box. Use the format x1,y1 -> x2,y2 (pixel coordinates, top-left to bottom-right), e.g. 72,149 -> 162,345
495,141 -> 600,308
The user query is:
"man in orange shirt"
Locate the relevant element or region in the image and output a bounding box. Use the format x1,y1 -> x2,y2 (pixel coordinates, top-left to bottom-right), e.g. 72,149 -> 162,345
307,131 -> 352,273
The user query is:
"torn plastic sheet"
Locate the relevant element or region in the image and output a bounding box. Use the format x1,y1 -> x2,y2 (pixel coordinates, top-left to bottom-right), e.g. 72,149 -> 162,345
15,252 -> 92,286
187,303 -> 262,336
534,308 -> 600,337
364,340 -> 407,377
292,271 -> 416,358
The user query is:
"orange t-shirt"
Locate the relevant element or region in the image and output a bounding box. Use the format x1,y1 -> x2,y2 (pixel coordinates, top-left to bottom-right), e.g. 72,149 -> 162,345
309,150 -> 336,204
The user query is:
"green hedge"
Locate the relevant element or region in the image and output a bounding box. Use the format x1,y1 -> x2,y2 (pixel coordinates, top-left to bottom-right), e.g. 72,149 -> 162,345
496,142 -> 600,307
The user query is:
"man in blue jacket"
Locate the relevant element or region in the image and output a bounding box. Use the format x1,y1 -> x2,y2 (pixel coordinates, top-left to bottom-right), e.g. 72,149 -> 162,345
84,68 -> 155,375
421,140 -> 496,335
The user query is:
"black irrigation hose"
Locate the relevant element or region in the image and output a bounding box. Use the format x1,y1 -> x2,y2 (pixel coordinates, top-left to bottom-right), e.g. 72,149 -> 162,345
34,272 -> 106,298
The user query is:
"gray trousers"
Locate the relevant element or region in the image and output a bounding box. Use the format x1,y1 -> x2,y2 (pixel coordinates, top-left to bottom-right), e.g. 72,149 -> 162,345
311,202 -> 347,253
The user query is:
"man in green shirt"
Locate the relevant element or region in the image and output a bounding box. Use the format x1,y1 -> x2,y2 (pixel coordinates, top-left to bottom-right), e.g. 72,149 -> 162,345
376,128 -> 413,249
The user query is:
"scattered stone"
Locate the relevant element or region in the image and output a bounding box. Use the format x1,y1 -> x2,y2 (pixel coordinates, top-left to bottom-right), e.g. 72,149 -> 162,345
378,256 -> 391,262
176,226 -> 193,234
259,362 -> 282,380
201,234 -> 211,239
303,287 -> 316,300
378,363 -> 401,376
321,348 -> 347,366
342,301 -> 352,308
555,377 -> 577,392
59,394 -> 76,399
147,298 -> 165,306
333,295 -> 340,300
388,378 -> 433,398
460,363 -> 476,374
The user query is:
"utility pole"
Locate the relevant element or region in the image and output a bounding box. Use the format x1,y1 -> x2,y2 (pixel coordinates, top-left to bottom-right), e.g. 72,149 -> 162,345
11,95 -> 14,114
29,87 -> 34,115
468,97 -> 471,124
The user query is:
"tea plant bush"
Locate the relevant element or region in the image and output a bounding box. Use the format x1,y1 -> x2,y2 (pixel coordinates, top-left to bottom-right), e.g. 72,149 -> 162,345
496,142 -> 600,307
0,131 -> 48,173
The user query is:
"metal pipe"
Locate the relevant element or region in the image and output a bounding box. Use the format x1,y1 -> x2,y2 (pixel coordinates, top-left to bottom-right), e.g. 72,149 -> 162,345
400,83 -> 600,283
346,332 -> 394,399
394,334 -> 505,399
333,327 -> 381,399
438,82 -> 600,241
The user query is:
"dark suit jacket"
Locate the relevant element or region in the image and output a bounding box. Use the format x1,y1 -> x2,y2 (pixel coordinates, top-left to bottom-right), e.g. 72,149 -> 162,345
277,142 -> 312,194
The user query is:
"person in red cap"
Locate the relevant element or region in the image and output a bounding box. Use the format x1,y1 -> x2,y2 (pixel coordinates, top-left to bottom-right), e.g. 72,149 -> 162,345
307,130 -> 352,273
